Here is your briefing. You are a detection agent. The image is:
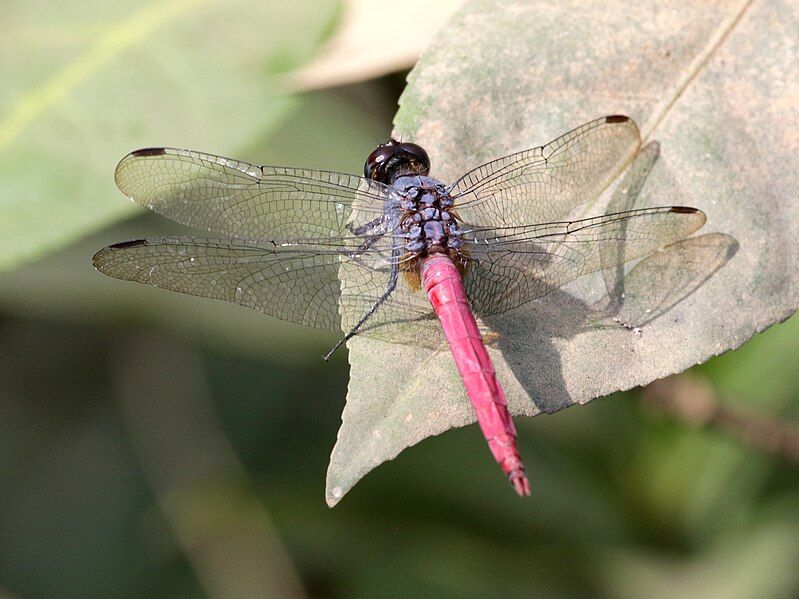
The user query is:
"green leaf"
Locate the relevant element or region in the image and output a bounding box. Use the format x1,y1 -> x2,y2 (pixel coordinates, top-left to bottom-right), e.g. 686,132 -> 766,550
0,0 -> 339,270
329,0 -> 798,505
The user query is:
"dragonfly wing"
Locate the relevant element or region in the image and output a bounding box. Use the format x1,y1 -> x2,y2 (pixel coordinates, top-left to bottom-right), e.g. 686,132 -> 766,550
114,148 -> 392,240
339,259 -> 442,347
451,116 -> 641,228
463,206 -> 706,317
93,237 -> 348,330
93,237 -> 440,345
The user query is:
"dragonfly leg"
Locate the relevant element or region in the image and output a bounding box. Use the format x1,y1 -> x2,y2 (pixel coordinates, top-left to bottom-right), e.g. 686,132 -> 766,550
347,216 -> 384,236
322,263 -> 399,361
347,217 -> 388,259
352,233 -> 382,256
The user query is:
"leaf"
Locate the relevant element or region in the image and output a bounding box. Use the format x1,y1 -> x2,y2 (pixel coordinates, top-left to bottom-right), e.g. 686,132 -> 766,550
285,0 -> 463,90
0,0 -> 340,271
0,90 -> 388,367
327,0 -> 798,505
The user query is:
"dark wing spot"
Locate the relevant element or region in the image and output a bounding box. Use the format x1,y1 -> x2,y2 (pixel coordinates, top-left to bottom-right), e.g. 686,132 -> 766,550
604,115 -> 630,124
109,239 -> 150,249
669,206 -> 699,214
130,148 -> 167,157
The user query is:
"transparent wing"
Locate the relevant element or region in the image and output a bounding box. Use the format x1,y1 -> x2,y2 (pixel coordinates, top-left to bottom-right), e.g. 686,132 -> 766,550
462,206 -> 706,317
338,259 -> 441,347
450,116 -> 641,228
93,238 -> 347,330
114,148 -> 393,240
92,237 -> 439,345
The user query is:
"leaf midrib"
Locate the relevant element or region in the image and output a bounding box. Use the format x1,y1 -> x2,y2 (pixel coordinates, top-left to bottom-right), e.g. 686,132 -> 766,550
0,0 -> 214,153
642,0 -> 755,141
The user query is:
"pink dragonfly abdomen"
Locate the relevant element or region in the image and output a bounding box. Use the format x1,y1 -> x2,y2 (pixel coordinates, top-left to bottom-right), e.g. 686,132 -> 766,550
421,254 -> 531,496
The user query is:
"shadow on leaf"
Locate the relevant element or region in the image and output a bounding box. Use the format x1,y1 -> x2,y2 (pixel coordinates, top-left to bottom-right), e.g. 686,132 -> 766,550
487,141 -> 738,415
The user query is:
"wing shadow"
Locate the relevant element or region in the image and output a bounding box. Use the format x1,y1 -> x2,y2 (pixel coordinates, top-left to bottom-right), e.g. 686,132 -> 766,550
484,142 -> 739,414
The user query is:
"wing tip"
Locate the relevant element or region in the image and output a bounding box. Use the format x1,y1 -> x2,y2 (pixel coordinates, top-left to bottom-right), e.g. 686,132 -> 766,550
130,147 -> 167,158
92,239 -> 148,267
91,249 -> 105,268
115,148 -> 168,191
113,239 -> 149,248
670,206 -> 707,232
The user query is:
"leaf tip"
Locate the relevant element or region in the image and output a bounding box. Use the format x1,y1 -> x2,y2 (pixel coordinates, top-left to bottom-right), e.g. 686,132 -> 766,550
326,485 -> 345,508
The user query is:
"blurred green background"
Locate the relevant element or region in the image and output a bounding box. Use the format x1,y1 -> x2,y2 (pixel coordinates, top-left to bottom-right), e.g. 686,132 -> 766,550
1,2 -> 797,597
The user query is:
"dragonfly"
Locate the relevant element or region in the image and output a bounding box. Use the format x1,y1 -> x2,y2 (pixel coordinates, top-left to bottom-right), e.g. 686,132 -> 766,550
93,115 -> 706,496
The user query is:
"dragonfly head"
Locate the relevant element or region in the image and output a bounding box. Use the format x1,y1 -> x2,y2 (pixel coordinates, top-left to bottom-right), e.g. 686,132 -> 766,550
364,139 -> 430,184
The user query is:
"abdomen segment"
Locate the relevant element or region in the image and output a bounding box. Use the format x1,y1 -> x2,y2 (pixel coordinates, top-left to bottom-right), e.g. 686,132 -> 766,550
421,254 -> 530,496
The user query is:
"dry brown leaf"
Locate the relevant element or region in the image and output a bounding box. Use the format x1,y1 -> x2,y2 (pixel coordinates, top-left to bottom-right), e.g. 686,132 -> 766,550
286,0 -> 463,90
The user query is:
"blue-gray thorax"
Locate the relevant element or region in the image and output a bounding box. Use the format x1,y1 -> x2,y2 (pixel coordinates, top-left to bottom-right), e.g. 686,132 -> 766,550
391,175 -> 462,254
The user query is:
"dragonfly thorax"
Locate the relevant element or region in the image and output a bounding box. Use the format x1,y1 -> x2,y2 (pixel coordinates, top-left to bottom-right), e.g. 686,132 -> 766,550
394,175 -> 463,256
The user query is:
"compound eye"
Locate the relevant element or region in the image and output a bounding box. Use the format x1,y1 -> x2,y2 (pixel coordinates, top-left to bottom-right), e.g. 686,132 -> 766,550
397,142 -> 430,174
364,144 -> 397,179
